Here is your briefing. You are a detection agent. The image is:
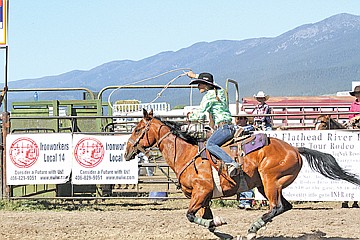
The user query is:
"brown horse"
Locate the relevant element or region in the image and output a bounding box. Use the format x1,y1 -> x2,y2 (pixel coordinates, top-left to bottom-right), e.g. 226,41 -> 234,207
314,114 -> 359,209
315,114 -> 360,130
125,109 -> 360,239
314,114 -> 347,130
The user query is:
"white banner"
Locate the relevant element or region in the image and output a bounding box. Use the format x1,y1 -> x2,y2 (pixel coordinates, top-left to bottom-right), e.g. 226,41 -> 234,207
5,130 -> 360,201
262,130 -> 360,201
72,134 -> 138,184
6,134 -> 72,185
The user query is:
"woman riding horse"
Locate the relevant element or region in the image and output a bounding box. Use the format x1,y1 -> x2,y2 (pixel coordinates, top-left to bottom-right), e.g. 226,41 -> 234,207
125,109 -> 360,239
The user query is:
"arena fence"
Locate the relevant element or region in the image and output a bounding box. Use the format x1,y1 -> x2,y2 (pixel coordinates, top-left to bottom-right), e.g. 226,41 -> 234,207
1,85 -> 359,201
2,111 -> 360,202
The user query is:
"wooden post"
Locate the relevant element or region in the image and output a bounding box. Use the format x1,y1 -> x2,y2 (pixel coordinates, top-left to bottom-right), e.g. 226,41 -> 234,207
1,111 -> 10,199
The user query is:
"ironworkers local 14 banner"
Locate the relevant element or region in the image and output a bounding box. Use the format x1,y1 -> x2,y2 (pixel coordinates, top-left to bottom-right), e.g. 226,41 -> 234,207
72,134 -> 138,185
6,133 -> 138,185
6,134 -> 72,185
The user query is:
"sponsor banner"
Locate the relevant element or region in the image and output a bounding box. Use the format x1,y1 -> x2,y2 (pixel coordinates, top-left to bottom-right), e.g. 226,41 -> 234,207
72,134 -> 138,184
6,134 -> 72,185
5,130 -> 360,201
258,130 -> 360,201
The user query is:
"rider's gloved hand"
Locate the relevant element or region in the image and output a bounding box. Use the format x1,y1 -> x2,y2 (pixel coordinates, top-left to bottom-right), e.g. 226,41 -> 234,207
350,116 -> 360,123
186,71 -> 197,79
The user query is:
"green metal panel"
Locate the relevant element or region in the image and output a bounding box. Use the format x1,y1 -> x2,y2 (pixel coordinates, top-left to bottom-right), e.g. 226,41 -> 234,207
10,99 -> 107,133
11,184 -> 57,197
9,99 -> 110,197
11,101 -> 58,133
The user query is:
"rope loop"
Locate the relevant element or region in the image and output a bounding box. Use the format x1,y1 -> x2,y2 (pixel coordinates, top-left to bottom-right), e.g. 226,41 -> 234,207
107,68 -> 192,110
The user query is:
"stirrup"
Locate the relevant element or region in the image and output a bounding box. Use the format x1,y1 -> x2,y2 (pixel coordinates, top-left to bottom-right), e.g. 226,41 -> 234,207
227,164 -> 239,177
234,127 -> 244,138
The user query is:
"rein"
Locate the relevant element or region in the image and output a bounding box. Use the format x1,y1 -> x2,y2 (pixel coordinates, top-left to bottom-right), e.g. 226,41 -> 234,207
315,119 -> 329,130
127,119 -> 153,156
128,118 -> 201,188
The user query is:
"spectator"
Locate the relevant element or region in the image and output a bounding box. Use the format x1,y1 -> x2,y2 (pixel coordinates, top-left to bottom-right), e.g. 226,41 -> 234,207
235,111 -> 255,134
349,85 -> 360,125
137,152 -> 154,177
252,91 -> 272,130
235,111 -> 255,210
342,85 -> 360,208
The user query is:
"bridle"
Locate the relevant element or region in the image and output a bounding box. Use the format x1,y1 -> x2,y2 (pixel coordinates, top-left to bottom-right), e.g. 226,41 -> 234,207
126,118 -> 171,160
314,116 -> 347,130
126,117 -> 203,184
314,118 -> 329,130
126,118 -> 184,188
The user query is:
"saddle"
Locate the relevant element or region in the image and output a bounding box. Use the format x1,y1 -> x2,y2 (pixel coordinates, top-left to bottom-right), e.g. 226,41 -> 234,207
197,131 -> 268,198
228,132 -> 269,164
197,129 -> 269,165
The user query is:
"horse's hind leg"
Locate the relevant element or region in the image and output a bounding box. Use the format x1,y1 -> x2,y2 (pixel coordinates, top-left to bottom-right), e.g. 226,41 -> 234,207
246,186 -> 292,239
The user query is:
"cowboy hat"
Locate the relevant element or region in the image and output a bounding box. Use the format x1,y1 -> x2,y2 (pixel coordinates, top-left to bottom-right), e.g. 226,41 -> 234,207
349,85 -> 360,96
189,72 -> 221,89
253,91 -> 270,101
238,110 -> 249,117
236,111 -> 250,120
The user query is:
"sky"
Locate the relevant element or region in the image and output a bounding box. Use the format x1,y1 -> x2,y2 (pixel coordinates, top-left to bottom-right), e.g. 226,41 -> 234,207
1,0 -> 360,82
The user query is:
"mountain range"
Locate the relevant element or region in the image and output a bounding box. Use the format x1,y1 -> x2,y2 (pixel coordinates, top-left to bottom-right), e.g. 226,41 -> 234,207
8,13 -> 360,108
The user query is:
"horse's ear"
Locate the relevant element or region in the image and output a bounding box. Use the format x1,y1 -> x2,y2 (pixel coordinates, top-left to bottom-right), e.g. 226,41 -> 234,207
148,109 -> 154,117
143,108 -> 153,120
143,108 -> 149,118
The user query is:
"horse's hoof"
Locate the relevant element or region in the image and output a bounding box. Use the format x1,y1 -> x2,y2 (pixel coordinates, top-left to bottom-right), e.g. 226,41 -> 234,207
246,232 -> 257,240
235,235 -> 252,240
213,216 -> 227,227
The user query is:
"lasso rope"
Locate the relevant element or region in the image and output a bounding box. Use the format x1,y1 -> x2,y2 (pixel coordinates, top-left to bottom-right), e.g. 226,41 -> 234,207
107,68 -> 192,110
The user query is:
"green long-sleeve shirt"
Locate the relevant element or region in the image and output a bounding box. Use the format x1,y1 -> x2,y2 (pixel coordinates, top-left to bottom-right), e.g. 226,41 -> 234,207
189,88 -> 233,125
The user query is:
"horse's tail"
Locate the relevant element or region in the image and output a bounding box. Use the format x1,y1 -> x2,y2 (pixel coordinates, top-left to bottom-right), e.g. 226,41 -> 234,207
298,147 -> 360,186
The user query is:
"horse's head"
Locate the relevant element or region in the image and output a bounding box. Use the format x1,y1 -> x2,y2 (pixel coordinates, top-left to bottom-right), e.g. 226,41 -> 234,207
124,108 -> 158,161
314,115 -> 346,130
314,115 -> 330,130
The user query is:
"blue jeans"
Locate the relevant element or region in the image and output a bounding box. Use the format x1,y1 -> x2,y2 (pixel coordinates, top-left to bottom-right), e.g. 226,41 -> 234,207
239,189 -> 254,205
207,124 -> 236,164
264,123 -> 272,131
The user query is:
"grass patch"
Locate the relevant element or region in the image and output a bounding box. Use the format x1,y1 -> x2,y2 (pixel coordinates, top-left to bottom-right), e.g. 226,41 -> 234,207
0,199 -> 100,211
211,199 -> 238,208
0,198 -> 241,212
0,199 -> 52,211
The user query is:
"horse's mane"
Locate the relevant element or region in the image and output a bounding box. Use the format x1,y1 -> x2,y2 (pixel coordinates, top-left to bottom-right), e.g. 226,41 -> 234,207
317,115 -> 347,129
154,117 -> 198,145
329,117 -> 346,129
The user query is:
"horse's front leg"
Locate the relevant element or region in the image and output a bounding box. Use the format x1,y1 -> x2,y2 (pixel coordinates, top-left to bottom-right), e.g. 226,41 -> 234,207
186,185 -> 226,229
198,204 -> 213,219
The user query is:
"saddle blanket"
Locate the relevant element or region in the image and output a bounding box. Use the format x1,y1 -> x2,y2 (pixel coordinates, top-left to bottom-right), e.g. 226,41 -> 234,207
242,133 -> 268,155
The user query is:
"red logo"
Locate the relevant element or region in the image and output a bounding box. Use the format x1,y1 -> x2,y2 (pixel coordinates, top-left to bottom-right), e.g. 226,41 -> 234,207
74,137 -> 104,168
9,137 -> 39,168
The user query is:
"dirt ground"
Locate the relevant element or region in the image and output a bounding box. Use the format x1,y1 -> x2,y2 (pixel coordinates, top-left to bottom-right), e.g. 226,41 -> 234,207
0,200 -> 359,240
